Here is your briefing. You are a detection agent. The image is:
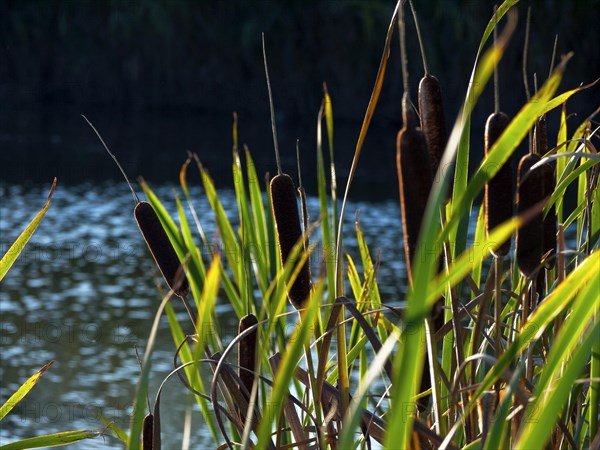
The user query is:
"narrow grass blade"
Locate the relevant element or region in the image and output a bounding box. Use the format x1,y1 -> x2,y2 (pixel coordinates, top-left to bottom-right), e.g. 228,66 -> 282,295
0,429 -> 102,449
355,215 -> 381,309
338,328 -> 400,449
336,0 -> 400,295
200,166 -> 242,288
139,180 -> 186,255
346,254 -> 362,305
515,281 -> 599,448
180,153 -> 209,246
471,204 -> 486,296
164,301 -> 218,441
255,281 -> 323,449
476,0 -> 520,55
546,145 -> 596,216
426,218 -> 519,308
438,250 -> 600,448
556,103 -> 568,223
483,356 -> 527,450
175,195 -> 206,296
233,149 -> 257,307
127,291 -> 173,449
0,361 -> 54,421
98,415 -> 129,443
591,330 -> 600,442
316,105 -> 336,305
0,178 -> 56,281
384,20 -> 518,446
442,54 -> 576,253
448,0 -> 518,258
192,256 -> 221,376
245,147 -> 271,292
323,86 -> 338,243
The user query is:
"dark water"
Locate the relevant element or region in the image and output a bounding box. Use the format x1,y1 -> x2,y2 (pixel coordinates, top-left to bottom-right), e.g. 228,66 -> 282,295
0,104 -> 403,202
0,181 -> 406,448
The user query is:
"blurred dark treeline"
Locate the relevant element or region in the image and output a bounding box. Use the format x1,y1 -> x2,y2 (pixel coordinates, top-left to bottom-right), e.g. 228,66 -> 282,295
2,0 -> 598,120
1,0 -> 598,196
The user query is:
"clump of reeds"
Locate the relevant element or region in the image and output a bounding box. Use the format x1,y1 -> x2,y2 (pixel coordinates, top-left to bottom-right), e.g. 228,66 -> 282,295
263,34 -> 312,310
237,313 -> 258,396
395,2 -> 433,284
410,1 -> 448,179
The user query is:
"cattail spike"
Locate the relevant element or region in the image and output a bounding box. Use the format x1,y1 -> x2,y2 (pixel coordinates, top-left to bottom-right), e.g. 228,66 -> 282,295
142,413 -> 154,450
397,111 -> 432,284
411,0 -> 448,182
270,174 -> 312,309
134,201 -> 189,298
238,313 -> 258,397
485,112 -> 513,257
516,153 -> 545,277
418,75 -> 448,177
87,115 -> 189,300
535,117 -> 556,269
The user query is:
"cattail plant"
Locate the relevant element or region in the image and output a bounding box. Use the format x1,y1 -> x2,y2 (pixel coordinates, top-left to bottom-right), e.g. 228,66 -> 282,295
395,0 -> 435,415
536,38 -> 559,270
395,19 -> 433,284
262,35 -> 312,310
142,413 -> 154,450
134,201 -> 189,298
82,116 -> 189,300
516,8 -> 546,280
485,113 -> 512,256
237,313 -> 258,396
536,116 -> 556,269
516,136 -> 545,278
484,8 -> 513,259
482,7 -> 513,408
410,0 -> 448,179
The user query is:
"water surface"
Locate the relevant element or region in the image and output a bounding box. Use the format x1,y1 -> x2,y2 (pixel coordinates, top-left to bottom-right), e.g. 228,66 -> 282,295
0,181 -> 406,448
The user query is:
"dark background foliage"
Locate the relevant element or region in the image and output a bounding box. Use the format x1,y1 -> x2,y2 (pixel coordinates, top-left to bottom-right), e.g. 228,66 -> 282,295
1,0 -> 598,193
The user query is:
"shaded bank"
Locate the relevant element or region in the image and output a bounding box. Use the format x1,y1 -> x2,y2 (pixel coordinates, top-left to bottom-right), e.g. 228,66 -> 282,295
1,0 -> 597,195
2,0 -> 597,118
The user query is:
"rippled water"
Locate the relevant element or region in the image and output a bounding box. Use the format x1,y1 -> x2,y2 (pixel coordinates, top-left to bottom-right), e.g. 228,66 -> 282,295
0,181 -> 407,448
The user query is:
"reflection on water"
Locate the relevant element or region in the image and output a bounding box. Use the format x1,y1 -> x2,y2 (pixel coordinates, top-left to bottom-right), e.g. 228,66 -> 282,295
0,182 -> 407,448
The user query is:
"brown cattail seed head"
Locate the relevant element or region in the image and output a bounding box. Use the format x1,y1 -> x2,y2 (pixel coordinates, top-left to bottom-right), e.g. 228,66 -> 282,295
540,163 -> 556,269
534,116 -> 548,156
418,74 -> 448,177
484,112 -> 513,257
142,413 -> 154,450
238,313 -> 258,396
516,153 -> 545,277
397,105 -> 433,284
134,201 -> 189,298
535,117 -> 556,269
270,173 -> 312,309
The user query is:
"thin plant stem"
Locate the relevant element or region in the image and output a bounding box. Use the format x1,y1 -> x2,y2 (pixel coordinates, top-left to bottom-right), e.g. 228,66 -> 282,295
262,34 -> 282,175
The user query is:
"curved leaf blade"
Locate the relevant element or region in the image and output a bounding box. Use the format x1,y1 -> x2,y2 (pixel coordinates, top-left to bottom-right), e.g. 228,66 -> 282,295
0,178 -> 57,281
